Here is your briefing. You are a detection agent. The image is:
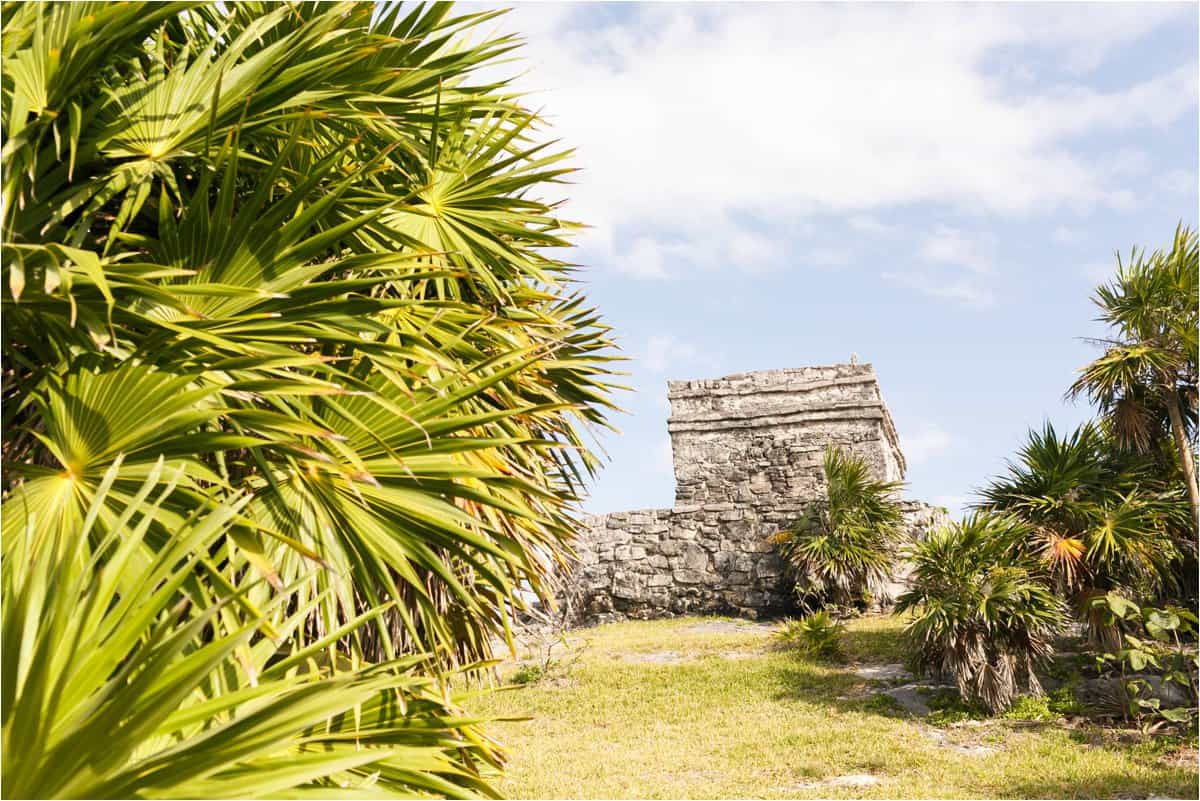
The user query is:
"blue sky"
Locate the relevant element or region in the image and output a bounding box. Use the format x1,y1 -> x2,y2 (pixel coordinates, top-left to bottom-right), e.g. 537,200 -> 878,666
471,2 -> 1199,516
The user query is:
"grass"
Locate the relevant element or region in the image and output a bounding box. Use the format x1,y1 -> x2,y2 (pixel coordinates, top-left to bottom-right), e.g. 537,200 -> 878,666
467,615 -> 1198,799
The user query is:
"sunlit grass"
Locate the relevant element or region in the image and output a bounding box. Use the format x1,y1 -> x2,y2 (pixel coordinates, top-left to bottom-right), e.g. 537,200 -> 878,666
471,615 -> 1197,799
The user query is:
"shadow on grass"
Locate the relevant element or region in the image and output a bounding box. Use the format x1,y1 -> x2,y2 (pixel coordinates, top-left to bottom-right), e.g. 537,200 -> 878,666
980,769 -> 1197,800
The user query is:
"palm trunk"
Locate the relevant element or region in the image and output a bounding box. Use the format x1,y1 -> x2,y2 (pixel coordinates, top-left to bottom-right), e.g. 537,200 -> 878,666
1165,396 -> 1200,526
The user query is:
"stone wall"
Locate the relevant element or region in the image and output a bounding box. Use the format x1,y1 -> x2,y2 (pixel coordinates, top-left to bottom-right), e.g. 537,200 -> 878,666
560,363 -> 948,624
564,500 -> 947,624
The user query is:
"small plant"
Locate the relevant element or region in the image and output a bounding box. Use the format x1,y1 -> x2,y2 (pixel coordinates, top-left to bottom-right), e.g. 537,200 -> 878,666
770,446 -> 904,609
776,611 -> 846,662
1001,687 -> 1084,721
922,688 -> 990,725
896,513 -> 1067,714
511,663 -> 549,685
509,631 -> 585,687
860,693 -> 906,716
1090,594 -> 1199,732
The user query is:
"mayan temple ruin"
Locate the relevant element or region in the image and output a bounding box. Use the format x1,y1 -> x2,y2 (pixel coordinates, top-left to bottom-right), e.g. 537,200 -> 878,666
564,363 -> 947,622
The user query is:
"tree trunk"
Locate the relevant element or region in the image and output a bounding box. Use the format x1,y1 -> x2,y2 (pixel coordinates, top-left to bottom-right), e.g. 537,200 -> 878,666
1166,395 -> 1200,527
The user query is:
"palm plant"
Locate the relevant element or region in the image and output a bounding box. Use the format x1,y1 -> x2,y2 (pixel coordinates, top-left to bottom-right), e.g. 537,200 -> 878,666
3,463 -> 505,798
774,610 -> 846,662
2,1 -> 619,794
2,1 -> 618,667
1068,225 -> 1199,522
978,422 -> 1186,644
896,513 -> 1067,714
770,445 -> 904,608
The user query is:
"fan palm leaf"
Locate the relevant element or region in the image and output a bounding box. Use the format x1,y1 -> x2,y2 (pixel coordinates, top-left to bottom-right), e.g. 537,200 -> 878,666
1,461 -> 505,799
3,1 -> 620,673
770,445 -> 904,608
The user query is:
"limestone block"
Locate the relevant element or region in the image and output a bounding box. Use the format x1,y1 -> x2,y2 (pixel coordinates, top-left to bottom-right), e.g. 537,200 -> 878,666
681,544 -> 709,572
555,364 -> 937,624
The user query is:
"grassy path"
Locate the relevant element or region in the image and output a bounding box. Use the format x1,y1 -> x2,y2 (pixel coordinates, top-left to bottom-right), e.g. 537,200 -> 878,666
468,616 -> 1197,799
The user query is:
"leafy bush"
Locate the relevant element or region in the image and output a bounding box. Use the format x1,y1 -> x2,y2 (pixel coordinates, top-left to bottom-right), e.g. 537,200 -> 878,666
1090,594 -> 1199,731
775,611 -> 846,662
896,513 -> 1067,713
978,423 -> 1186,647
1001,687 -> 1085,721
771,446 -> 904,608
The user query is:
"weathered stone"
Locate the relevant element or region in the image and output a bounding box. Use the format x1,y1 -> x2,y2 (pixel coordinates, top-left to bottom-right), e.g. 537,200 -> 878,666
558,363 -> 948,623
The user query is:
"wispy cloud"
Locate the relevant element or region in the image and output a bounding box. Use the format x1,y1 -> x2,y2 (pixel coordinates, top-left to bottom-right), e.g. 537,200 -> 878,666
641,334 -> 721,377
920,226 -> 994,275
477,2 -> 1195,284
902,424 -> 956,466
882,270 -> 996,308
848,215 -> 900,236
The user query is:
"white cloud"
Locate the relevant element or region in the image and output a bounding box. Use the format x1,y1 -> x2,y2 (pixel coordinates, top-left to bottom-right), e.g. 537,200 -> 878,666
624,237 -> 674,280
919,226 -> 994,275
901,424 -> 955,466
472,2 -> 1195,282
885,226 -> 998,306
1162,169 -> 1198,197
1053,225 -> 1082,245
642,334 -> 708,375
882,270 -> 996,308
848,215 -> 900,236
1079,260 -> 1117,285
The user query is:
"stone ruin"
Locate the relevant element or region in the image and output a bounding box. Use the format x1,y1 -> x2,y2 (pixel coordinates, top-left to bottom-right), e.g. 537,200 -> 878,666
562,363 -> 947,623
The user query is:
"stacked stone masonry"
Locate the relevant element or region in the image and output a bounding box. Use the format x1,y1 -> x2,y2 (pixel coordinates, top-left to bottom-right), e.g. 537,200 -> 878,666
562,363 -> 949,623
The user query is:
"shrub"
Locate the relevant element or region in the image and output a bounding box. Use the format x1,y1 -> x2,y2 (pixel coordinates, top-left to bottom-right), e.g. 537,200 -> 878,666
770,446 -> 904,608
896,513 -> 1067,713
775,611 -> 846,662
978,422 -> 1186,647
1090,594 -> 1199,732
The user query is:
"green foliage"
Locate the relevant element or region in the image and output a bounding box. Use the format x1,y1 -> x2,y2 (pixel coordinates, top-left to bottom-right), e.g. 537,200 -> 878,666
896,513 -> 1067,713
2,1 -> 619,795
1090,594 -> 1199,732
859,692 -> 906,716
771,446 -> 904,608
1068,225 -> 1198,460
922,688 -> 990,725
775,611 -> 846,662
2,0 -> 619,670
2,465 -> 503,799
1001,687 -> 1085,721
1067,224 -> 1199,547
509,632 -> 583,686
978,422 -> 1186,640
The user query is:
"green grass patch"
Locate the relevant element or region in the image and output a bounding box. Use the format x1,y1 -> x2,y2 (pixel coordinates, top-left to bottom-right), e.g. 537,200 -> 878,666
469,615 -> 1197,799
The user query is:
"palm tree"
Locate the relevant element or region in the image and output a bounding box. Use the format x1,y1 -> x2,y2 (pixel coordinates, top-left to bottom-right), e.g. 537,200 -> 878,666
897,513 -> 1067,714
977,422 -> 1186,646
2,2 -> 618,793
770,445 -> 904,608
1068,225 -> 1199,523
